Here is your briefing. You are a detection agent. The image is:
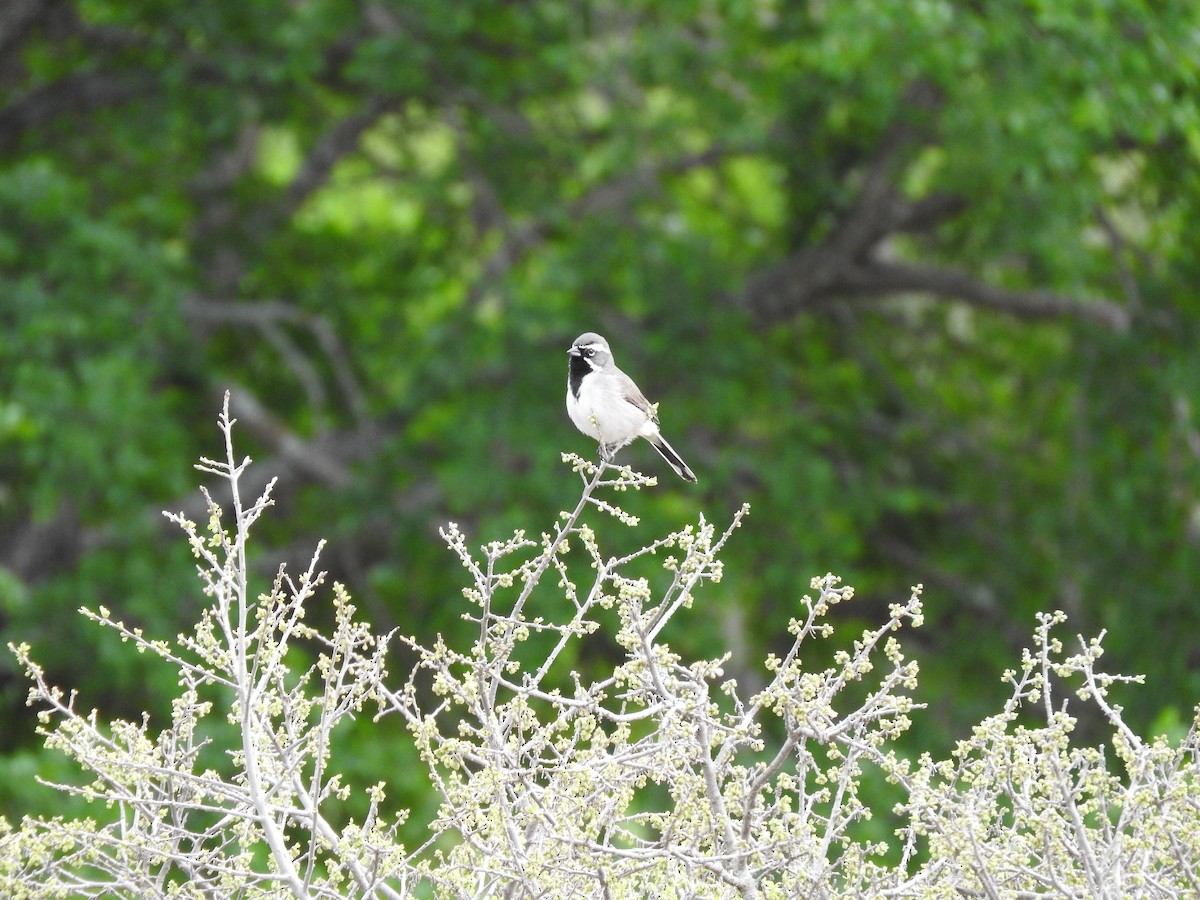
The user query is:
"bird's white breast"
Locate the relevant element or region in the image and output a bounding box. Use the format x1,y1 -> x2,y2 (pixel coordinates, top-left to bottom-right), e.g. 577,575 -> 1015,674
567,371 -> 651,446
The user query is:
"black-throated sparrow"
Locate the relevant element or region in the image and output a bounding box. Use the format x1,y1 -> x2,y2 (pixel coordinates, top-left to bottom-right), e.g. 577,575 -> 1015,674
566,332 -> 697,482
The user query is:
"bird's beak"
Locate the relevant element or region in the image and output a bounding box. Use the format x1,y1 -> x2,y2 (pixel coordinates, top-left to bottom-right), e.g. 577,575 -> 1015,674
567,346 -> 581,356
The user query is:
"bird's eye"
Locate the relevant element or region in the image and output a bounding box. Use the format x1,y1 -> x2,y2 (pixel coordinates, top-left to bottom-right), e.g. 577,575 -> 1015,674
583,348 -> 594,356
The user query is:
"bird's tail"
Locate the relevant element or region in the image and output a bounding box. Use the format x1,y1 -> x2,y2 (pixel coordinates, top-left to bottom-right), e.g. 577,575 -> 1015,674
647,434 -> 698,483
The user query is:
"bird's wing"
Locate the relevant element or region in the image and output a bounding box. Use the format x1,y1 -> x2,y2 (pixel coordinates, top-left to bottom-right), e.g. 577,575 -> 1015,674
616,370 -> 658,422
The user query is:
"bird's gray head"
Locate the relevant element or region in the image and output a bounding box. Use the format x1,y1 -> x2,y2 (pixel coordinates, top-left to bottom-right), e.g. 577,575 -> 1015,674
567,332 -> 613,369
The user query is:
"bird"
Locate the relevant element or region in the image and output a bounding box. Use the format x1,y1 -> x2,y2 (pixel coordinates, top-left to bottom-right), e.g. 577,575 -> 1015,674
566,332 -> 697,482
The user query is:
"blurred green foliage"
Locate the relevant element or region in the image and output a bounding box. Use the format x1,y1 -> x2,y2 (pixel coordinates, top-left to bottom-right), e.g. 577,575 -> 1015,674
3,0 -> 1200,837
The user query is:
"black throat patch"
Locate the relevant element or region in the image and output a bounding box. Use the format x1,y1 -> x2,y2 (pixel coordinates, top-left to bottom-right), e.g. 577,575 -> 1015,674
568,354 -> 591,399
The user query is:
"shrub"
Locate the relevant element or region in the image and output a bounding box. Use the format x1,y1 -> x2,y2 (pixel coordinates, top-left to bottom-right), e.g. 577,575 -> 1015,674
3,397 -> 1197,898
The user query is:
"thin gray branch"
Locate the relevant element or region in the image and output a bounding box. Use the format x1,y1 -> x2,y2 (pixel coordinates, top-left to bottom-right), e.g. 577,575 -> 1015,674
222,384 -> 360,489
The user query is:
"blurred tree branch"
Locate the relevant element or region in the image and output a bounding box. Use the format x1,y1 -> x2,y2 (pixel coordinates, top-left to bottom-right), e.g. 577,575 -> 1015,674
740,81 -> 1131,332
465,144 -> 741,307
0,73 -> 144,153
183,298 -> 369,426
838,260 -> 1131,330
0,0 -> 65,81
279,96 -> 399,225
